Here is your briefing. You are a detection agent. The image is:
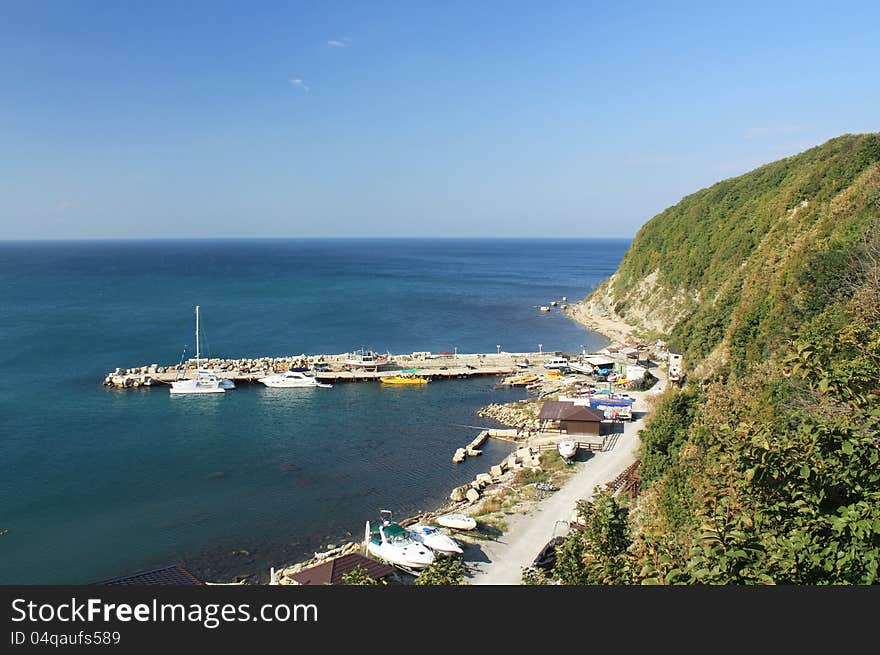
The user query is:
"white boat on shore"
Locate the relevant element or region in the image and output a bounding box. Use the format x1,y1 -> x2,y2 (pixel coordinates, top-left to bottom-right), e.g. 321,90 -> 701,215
365,511 -> 435,571
345,349 -> 393,369
558,439 -> 578,460
170,306 -> 235,395
408,524 -> 463,555
435,513 -> 477,531
258,370 -> 332,388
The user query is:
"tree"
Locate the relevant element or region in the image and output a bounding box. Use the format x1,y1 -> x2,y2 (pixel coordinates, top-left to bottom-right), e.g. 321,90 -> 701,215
340,564 -> 385,586
414,556 -> 468,586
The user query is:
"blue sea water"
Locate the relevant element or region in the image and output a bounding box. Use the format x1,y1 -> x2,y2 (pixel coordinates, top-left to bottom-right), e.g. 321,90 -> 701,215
0,238 -> 628,583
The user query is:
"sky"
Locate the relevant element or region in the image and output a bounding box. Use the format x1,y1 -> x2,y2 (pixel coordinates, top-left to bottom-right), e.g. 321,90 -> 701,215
1,1 -> 878,239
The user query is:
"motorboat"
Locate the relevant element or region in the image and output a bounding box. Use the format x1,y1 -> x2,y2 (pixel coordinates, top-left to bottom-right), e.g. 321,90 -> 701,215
558,439 -> 578,460
346,349 -> 393,369
258,370 -> 332,388
435,513 -> 477,531
380,372 -> 429,385
365,511 -> 435,571
170,306 -> 235,395
407,524 -> 463,555
500,374 -> 538,386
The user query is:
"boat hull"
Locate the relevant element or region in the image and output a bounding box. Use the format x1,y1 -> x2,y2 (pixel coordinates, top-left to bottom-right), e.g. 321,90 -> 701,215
558,440 -> 578,459
409,525 -> 463,554
170,382 -> 226,394
436,513 -> 477,531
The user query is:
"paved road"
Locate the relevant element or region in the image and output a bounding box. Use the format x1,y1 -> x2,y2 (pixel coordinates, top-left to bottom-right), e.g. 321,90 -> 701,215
465,381 -> 660,585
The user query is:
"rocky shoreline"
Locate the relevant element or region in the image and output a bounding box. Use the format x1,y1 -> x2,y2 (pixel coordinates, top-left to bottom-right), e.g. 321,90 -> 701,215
259,298 -> 643,584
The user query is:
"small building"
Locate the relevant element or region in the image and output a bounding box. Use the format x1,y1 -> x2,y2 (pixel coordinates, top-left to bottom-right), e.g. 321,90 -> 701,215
286,553 -> 396,586
668,351 -> 683,383
537,400 -> 605,436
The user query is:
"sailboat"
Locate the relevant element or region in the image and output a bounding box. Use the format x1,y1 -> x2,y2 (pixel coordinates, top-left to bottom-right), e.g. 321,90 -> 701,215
170,305 -> 235,395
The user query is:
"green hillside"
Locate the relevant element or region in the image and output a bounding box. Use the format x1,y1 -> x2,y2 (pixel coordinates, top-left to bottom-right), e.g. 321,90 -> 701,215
591,133 -> 880,371
550,134 -> 880,585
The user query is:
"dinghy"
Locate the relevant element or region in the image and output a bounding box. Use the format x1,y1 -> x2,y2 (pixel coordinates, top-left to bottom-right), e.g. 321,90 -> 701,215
435,513 -> 477,531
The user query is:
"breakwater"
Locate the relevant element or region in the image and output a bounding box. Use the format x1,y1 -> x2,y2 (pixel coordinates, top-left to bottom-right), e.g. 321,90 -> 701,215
102,350 -> 569,388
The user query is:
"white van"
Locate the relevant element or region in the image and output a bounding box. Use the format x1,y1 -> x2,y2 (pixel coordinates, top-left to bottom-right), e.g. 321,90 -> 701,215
543,357 -> 571,370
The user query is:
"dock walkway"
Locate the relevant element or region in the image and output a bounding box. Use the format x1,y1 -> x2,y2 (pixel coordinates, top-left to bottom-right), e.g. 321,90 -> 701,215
103,350 -> 566,389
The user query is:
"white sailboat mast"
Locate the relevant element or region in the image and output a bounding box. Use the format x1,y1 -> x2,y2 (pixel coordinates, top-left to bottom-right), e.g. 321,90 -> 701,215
195,305 -> 200,370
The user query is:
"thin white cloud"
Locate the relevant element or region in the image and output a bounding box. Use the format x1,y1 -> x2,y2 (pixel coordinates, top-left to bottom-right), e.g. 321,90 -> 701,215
326,37 -> 351,48
289,78 -> 310,93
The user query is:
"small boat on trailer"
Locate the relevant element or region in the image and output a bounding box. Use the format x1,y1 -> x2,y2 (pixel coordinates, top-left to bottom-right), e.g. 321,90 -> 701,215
557,439 -> 578,461
435,513 -> 477,531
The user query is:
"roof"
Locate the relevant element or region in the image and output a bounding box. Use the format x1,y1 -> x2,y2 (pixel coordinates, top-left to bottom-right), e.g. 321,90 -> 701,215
584,356 -> 615,366
287,553 -> 395,586
93,564 -> 205,586
538,401 -> 605,422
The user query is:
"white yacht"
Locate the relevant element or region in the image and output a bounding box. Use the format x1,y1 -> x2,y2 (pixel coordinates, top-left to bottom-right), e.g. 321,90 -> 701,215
169,306 -> 235,395
365,511 -> 435,572
258,370 -> 332,388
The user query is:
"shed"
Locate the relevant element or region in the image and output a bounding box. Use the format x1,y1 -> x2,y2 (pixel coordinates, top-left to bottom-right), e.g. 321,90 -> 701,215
286,553 -> 396,586
537,400 -> 604,435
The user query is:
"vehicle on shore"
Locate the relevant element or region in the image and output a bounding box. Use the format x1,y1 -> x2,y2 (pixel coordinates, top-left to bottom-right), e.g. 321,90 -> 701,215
543,357 -> 571,370
365,511 -> 435,571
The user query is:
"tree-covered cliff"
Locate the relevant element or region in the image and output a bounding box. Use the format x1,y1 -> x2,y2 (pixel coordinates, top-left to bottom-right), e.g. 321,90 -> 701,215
559,134 -> 880,585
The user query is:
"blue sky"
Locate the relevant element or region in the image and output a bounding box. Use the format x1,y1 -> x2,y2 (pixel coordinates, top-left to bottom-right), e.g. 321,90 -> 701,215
1,1 -> 878,239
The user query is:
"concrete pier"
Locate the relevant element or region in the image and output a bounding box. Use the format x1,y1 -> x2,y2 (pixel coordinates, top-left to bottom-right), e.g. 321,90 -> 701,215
103,350 -> 567,389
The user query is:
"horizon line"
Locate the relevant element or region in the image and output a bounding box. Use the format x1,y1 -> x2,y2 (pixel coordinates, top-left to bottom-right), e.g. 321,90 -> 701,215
0,235 -> 636,243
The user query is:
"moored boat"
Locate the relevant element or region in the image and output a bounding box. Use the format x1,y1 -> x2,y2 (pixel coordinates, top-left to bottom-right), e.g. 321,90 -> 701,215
380,371 -> 429,385
500,374 -> 538,386
170,306 -> 235,395
258,370 -> 332,388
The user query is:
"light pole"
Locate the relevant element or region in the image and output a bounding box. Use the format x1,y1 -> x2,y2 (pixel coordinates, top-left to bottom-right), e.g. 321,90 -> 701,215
454,346 -> 458,357
538,343 -> 543,354
496,344 -> 501,354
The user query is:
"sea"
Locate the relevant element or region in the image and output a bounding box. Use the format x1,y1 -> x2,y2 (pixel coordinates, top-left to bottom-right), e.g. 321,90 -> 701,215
0,238 -> 628,584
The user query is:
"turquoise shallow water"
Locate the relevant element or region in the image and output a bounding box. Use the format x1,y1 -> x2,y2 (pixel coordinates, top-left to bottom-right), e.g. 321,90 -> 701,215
0,238 -> 627,583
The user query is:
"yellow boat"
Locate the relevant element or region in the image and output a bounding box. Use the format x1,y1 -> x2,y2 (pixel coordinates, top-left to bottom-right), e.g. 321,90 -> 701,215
380,373 -> 429,385
501,374 -> 538,386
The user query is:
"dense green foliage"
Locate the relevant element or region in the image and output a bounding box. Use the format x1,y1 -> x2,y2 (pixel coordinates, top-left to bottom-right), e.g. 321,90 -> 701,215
569,134 -> 880,585
340,564 -> 386,586
414,555 -> 468,586
593,133 -> 880,367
